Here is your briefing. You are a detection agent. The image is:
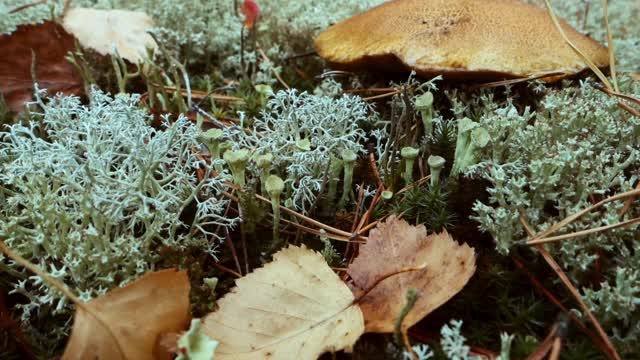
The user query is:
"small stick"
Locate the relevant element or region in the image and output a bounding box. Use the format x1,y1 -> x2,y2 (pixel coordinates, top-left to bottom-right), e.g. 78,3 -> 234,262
600,0 -> 619,92
212,262 -> 242,278
544,0 -> 612,89
519,216 -> 621,360
526,188 -> 640,243
522,216 -> 640,246
256,44 -> 290,89
0,239 -> 128,359
8,0 -> 46,14
512,256 -> 607,352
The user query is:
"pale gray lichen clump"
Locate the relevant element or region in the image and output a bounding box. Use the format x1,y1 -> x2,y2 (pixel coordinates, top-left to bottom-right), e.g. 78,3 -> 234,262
224,89 -> 377,213
0,0 -> 58,34
468,77 -> 640,347
0,88 -> 236,326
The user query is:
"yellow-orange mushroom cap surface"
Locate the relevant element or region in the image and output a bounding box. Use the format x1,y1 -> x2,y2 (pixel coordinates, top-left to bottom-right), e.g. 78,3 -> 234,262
314,0 -> 609,81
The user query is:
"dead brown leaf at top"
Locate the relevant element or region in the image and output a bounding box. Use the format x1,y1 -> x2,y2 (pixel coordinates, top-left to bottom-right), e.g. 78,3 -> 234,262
63,8 -> 157,63
0,21 -> 83,113
202,245 -> 364,360
348,216 -> 476,333
62,269 -> 191,360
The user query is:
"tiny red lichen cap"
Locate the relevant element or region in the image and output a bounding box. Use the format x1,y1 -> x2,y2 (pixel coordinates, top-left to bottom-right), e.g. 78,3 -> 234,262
241,0 -> 260,29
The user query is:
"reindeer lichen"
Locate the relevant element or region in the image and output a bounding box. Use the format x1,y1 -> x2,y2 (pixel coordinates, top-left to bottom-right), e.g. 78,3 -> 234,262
224,89 -> 377,213
469,77 -> 640,350
0,88 -> 236,336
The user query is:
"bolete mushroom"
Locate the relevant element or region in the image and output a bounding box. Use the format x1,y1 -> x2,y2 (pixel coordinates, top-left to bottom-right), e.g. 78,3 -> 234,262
314,0 -> 609,81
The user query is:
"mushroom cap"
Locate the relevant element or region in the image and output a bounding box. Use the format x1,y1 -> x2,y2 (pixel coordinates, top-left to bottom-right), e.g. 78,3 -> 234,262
314,0 -> 609,81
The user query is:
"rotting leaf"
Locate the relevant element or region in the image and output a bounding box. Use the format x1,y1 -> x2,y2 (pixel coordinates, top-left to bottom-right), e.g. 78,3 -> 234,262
202,245 -> 364,360
62,8 -> 157,63
348,215 -> 476,333
0,21 -> 84,113
62,269 -> 191,360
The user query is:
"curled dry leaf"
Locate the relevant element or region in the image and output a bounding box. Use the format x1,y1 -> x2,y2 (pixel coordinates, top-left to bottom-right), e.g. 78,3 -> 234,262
0,21 -> 84,113
62,269 -> 191,360
62,8 -> 157,63
203,245 -> 364,360
348,216 -> 476,333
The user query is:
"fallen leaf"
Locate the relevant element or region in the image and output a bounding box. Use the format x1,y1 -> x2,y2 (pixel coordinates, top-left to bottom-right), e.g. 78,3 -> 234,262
62,269 -> 191,360
62,8 -> 157,63
0,21 -> 84,113
348,216 -> 476,333
202,245 -> 364,359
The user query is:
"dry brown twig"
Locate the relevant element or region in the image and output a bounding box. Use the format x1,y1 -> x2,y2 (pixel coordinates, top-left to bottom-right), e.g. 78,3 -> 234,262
544,0 -> 640,118
522,187 -> 640,245
518,216 -> 621,360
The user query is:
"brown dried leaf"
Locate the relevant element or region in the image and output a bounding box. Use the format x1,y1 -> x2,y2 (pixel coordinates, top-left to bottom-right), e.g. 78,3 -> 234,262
62,8 -> 157,63
0,21 -> 83,113
203,245 -> 364,360
348,216 -> 476,333
62,269 -> 191,360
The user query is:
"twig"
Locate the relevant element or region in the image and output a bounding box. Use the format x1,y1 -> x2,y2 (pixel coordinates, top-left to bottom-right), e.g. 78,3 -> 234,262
278,218 -> 363,243
600,0 -> 619,92
526,188 -> 640,242
472,71 -> 565,89
543,0 -> 612,89
283,51 -> 318,62
256,44 -> 290,89
363,89 -> 403,101
522,216 -> 640,246
368,152 -> 385,190
8,0 -> 47,13
511,256 -> 607,353
212,262 -> 242,278
0,239 -> 128,359
518,217 -> 621,360
619,182 -> 640,216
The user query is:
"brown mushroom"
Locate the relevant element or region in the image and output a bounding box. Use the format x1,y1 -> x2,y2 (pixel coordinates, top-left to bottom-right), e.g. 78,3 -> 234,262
314,0 -> 609,81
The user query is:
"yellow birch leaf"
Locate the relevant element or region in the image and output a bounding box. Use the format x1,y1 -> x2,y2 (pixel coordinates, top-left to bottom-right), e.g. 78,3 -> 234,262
203,245 -> 364,359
